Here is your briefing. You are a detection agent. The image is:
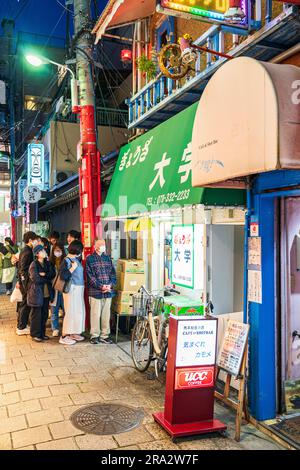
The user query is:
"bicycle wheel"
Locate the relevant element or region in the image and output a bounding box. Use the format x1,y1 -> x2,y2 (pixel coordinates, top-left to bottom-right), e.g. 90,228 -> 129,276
131,317 -> 153,372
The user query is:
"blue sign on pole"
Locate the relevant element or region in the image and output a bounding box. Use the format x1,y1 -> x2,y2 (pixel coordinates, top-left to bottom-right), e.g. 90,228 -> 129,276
27,143 -> 44,189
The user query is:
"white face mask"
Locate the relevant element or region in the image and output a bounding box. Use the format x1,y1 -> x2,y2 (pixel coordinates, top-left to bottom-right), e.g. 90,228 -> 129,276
39,250 -> 47,259
54,251 -> 62,258
96,245 -> 106,255
32,240 -> 39,248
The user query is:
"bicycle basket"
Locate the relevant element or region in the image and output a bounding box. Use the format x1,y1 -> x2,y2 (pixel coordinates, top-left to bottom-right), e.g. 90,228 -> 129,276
132,291 -> 150,317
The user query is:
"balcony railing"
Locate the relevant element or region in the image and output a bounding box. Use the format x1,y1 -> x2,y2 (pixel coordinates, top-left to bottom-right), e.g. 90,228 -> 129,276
96,107 -> 128,128
55,106 -> 128,128
127,5 -> 300,130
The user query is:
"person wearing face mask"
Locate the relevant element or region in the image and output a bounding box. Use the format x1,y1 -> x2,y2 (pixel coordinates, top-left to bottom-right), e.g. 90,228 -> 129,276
1,237 -> 18,295
58,240 -> 85,345
16,231 -> 38,335
27,245 -> 55,342
86,238 -> 116,345
49,242 -> 66,337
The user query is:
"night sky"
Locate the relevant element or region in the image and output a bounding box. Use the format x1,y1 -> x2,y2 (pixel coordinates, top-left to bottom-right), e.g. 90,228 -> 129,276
0,0 -> 108,40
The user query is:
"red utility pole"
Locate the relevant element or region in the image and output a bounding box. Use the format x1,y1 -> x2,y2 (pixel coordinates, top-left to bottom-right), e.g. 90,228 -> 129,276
73,0 -> 101,259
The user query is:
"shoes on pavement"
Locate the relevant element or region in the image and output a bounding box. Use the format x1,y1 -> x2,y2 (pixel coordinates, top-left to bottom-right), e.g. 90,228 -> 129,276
90,337 -> 100,344
6,290 -> 12,296
32,337 -> 43,342
99,337 -> 114,345
42,336 -> 50,340
52,329 -> 60,337
69,334 -> 85,342
59,336 -> 76,345
16,327 -> 30,336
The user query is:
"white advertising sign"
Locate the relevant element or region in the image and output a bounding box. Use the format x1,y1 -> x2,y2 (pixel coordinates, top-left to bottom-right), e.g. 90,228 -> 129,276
23,186 -> 41,204
171,224 -> 204,289
27,143 -> 44,189
176,319 -> 217,367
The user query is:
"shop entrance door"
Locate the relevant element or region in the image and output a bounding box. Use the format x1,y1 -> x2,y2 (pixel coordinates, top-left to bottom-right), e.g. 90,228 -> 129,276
280,197 -> 300,412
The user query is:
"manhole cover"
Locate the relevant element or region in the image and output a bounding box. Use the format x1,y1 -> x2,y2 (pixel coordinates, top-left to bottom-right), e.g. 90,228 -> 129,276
70,403 -> 144,435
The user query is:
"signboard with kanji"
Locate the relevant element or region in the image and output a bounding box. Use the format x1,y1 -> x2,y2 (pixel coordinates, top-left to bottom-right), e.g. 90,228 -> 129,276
217,320 -> 249,376
23,186 -> 41,204
171,224 -> 204,290
171,225 -> 194,288
176,319 -> 217,367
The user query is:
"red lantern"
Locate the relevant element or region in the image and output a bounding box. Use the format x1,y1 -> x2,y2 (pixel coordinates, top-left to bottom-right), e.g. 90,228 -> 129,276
121,49 -> 132,64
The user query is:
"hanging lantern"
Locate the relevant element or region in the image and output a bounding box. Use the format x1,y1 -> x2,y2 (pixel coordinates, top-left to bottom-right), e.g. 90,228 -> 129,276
121,49 -> 132,64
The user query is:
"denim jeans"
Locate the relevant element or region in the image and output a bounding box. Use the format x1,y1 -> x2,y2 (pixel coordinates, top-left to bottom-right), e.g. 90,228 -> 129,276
51,292 -> 65,331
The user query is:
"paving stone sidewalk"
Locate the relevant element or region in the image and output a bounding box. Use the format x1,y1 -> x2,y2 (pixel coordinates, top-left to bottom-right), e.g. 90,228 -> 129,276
0,294 -> 284,451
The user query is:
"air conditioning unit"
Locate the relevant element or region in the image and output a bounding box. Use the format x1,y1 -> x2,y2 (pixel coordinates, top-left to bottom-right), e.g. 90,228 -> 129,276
55,171 -> 74,184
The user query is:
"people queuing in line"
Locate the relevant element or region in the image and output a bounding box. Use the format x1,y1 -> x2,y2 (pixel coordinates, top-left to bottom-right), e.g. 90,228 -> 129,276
0,237 -> 19,295
48,231 -> 60,255
27,245 -> 56,342
49,242 -> 66,337
11,229 -> 116,346
58,240 -> 85,345
86,239 -> 116,345
16,231 -> 39,335
67,230 -> 81,245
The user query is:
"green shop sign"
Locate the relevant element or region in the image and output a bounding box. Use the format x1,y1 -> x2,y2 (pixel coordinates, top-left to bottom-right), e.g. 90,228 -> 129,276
102,102 -> 245,218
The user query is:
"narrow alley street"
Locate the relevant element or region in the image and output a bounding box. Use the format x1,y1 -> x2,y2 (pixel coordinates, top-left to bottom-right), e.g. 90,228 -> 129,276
0,294 -> 284,451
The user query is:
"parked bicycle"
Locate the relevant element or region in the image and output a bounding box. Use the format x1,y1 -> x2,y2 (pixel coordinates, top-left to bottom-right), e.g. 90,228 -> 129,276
131,285 -> 179,378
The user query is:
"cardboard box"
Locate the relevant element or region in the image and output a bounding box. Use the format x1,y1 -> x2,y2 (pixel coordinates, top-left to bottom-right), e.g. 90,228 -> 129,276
117,272 -> 146,292
117,259 -> 145,274
163,296 -> 205,316
114,302 -> 133,315
115,291 -> 134,304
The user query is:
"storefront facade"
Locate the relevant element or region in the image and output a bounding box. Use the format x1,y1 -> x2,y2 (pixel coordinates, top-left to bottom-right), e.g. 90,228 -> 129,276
102,101 -> 246,321
191,56 -> 300,424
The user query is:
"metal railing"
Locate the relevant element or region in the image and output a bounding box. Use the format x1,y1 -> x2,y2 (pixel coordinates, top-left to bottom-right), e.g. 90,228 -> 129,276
96,107 -> 128,128
127,25 -> 234,128
55,107 -> 128,128
126,2 -> 296,129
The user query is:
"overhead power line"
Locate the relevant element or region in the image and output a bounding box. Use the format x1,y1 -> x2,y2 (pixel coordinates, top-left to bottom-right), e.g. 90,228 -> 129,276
14,0 -> 31,21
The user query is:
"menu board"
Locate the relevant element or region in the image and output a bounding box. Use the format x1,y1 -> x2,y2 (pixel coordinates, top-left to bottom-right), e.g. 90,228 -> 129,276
217,320 -> 249,376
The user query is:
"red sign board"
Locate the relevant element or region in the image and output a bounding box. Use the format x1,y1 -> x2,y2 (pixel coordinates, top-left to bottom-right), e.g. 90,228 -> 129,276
175,366 -> 215,390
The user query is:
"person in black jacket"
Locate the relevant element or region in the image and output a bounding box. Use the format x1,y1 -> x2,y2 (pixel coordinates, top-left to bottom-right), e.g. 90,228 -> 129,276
16,231 -> 38,335
27,244 -> 55,342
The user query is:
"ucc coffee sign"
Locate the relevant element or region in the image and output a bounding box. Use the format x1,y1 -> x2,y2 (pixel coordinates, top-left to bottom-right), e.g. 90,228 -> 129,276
175,366 -> 214,390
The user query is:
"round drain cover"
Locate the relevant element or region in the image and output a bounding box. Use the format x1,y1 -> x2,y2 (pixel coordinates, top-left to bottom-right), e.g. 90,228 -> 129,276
70,403 -> 144,435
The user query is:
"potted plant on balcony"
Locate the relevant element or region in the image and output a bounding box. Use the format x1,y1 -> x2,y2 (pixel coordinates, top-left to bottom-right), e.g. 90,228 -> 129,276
136,55 -> 157,82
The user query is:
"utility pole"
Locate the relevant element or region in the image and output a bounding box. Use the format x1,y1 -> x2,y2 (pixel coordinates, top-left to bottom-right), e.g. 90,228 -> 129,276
3,19 -> 16,241
73,0 -> 101,258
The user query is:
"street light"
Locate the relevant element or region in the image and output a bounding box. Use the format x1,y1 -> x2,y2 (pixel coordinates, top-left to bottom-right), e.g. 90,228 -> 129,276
25,54 -> 78,110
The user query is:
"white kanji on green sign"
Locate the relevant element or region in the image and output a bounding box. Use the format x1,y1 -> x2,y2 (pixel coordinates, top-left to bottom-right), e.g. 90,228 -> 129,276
149,152 -> 171,191
178,142 -> 192,184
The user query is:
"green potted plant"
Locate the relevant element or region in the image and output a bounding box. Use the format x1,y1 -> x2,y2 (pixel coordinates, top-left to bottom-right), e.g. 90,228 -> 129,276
136,55 -> 157,81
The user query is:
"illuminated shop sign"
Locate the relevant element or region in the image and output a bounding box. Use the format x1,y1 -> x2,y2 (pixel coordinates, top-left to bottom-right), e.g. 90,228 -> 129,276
159,0 -> 247,26
27,143 -> 44,189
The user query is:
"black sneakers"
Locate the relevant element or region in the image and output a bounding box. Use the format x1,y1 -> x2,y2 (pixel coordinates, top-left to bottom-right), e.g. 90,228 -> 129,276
90,337 -> 100,344
99,337 -> 114,345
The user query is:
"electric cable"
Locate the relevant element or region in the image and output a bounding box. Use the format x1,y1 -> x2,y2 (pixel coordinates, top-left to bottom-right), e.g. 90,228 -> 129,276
41,8 -> 66,53
14,0 -> 31,21
56,0 -> 74,16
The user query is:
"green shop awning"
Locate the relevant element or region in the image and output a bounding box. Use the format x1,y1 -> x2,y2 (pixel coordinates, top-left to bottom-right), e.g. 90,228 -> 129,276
102,102 -> 245,219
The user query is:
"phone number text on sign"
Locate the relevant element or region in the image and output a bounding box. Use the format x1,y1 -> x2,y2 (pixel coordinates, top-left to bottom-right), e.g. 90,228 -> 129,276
147,189 -> 190,206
